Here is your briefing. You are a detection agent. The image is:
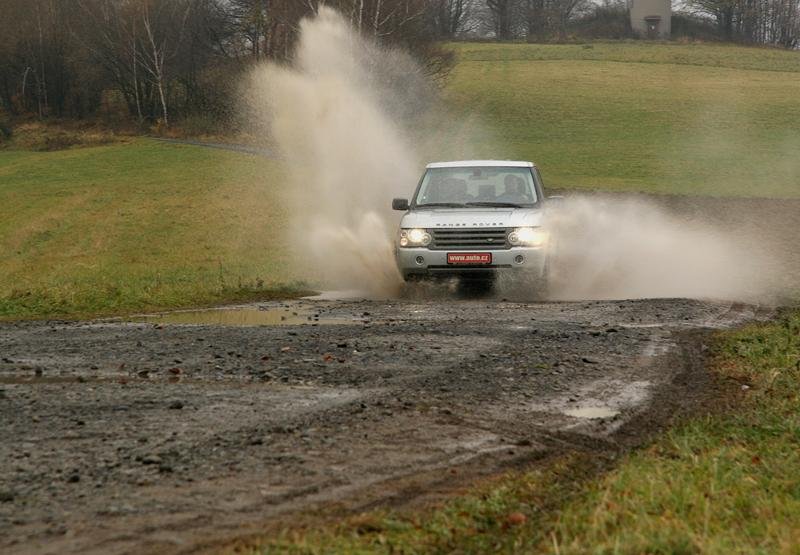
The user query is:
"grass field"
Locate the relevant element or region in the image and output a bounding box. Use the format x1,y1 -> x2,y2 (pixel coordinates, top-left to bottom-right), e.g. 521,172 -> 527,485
1,41 -> 799,319
441,42 -> 800,196
0,140 -> 305,319
548,315 -> 800,553
236,311 -> 800,554
2,40 -> 800,553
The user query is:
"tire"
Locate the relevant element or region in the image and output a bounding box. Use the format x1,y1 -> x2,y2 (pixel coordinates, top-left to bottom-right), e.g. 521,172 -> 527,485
531,262 -> 551,301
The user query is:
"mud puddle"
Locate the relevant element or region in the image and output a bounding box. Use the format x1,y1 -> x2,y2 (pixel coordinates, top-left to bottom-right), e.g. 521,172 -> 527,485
0,298 -> 765,555
131,305 -> 358,327
0,375 -> 115,385
302,290 -> 378,301
564,406 -> 620,419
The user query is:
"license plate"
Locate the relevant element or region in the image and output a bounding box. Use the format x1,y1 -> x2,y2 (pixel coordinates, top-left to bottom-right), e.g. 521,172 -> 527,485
447,252 -> 492,265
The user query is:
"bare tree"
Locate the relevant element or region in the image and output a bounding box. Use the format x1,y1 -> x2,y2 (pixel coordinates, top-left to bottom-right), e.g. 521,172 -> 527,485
0,0 -> 79,117
75,0 -> 153,120
486,0 -> 518,39
426,0 -> 476,37
517,0 -> 590,39
0,0 -> 460,125
553,0 -> 587,36
690,0 -> 800,46
138,0 -> 191,126
0,0 -> 29,114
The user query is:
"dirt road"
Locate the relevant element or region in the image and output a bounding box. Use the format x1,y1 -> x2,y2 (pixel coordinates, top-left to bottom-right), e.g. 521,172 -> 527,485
0,295 -> 772,554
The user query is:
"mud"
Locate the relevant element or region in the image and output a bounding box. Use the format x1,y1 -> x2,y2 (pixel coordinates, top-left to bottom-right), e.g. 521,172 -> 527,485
0,295 -> 774,555
131,303 -> 361,327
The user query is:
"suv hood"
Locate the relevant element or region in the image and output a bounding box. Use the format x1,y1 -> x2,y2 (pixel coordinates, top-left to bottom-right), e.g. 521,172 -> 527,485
400,208 -> 544,229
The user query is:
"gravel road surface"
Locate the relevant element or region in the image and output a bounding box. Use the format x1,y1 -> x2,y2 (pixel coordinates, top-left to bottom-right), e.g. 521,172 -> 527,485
0,296 -> 772,554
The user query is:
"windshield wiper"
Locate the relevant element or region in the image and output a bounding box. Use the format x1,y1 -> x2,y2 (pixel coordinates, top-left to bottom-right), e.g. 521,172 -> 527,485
465,201 -> 524,208
416,202 -> 467,208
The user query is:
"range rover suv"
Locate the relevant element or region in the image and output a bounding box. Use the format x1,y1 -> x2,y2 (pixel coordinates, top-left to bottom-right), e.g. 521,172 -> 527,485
392,160 -> 555,289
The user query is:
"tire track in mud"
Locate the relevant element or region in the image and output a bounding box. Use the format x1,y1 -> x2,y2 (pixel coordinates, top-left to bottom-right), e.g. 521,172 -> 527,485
0,297 -> 774,554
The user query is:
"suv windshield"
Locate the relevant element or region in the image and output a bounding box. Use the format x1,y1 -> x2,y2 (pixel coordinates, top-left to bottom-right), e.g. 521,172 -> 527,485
414,167 -> 538,207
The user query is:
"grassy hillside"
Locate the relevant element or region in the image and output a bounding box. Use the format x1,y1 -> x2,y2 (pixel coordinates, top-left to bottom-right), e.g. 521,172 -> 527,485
0,141 -> 304,318
2,41 -> 799,319
442,42 -> 800,196
452,41 -> 800,72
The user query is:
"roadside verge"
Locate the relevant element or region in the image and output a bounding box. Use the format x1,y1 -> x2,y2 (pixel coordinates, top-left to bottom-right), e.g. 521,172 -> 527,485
228,310 -> 800,554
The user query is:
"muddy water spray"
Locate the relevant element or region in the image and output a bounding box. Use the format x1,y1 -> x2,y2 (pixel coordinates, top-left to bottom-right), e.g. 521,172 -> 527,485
245,8 -> 425,295
545,196 -> 781,302
246,8 -> 790,303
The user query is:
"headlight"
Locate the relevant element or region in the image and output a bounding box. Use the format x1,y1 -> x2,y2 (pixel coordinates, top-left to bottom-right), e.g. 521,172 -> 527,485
508,227 -> 548,247
399,228 -> 431,248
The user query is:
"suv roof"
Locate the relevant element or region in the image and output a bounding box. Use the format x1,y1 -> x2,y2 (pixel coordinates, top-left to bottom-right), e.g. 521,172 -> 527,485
426,160 -> 535,169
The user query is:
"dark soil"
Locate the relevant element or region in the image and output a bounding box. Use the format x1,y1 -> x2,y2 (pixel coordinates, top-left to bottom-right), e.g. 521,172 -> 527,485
0,297 -> 772,555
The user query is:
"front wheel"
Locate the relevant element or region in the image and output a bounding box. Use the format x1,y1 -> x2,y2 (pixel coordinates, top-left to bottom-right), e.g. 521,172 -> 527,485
530,262 -> 551,301
531,272 -> 549,301
506,265 -> 550,301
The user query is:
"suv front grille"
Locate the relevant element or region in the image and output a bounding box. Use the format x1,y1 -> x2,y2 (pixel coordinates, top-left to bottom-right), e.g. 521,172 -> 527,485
430,228 -> 510,250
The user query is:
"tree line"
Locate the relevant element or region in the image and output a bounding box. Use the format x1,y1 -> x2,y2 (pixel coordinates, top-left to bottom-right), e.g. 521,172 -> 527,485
1,0 -> 797,128
475,0 -> 800,45
0,0 -> 450,125
689,0 -> 800,46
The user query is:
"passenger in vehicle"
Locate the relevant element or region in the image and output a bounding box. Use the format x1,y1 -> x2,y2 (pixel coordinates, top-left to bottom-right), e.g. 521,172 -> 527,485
497,175 -> 530,203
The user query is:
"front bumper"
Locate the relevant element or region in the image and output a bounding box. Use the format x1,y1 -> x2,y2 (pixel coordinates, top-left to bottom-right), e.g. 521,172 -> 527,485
395,246 -> 547,280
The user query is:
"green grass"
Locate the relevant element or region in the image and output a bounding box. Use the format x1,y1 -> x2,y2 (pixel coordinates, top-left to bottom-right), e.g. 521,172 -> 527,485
2,39 -> 799,553
452,41 -> 800,72
438,42 -> 800,196
0,140 -> 307,319
234,311 -> 800,554
2,41 -> 799,319
548,314 -> 800,553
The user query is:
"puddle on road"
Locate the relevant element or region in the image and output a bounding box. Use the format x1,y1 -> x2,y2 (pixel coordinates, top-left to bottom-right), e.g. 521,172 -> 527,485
302,290 -> 373,301
0,375 -> 116,385
564,406 -> 619,419
131,306 -> 358,327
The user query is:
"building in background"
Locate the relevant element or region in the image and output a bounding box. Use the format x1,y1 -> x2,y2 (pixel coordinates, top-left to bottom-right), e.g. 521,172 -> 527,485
629,0 -> 672,38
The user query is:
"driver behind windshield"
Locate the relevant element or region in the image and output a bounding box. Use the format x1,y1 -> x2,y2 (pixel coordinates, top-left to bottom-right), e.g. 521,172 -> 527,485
417,167 -> 537,206
497,174 -> 532,203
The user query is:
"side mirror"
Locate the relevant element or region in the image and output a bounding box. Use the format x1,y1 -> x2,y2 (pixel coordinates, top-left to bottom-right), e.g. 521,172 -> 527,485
392,198 -> 409,211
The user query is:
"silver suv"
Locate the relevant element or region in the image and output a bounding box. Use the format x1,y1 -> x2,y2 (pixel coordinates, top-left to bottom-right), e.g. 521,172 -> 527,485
392,160 -> 555,289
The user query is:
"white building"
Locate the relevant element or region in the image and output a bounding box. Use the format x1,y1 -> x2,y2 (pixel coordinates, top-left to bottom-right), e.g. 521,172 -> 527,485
629,0 -> 672,39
